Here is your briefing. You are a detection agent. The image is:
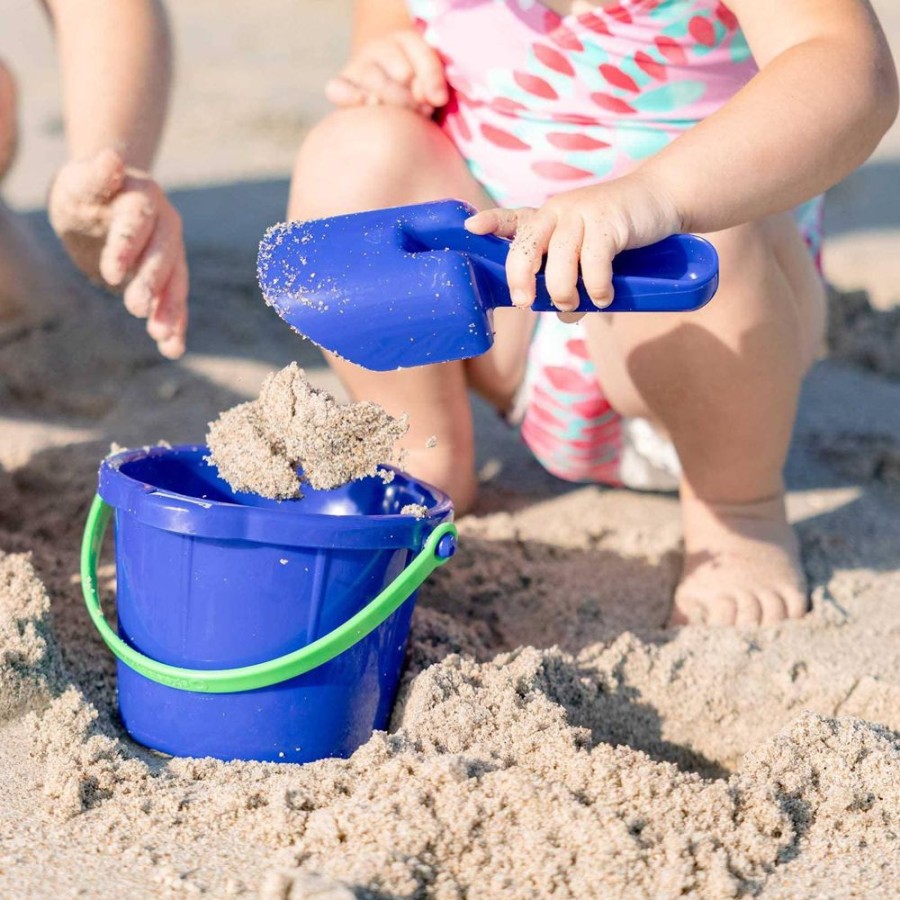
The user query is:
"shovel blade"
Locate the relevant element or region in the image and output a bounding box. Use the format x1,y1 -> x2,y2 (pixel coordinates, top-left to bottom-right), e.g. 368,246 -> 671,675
257,202 -> 495,371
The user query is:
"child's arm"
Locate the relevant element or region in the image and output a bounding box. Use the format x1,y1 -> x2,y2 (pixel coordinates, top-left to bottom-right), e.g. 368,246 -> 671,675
326,0 -> 447,114
44,0 -> 187,359
467,0 -> 898,311
643,0 -> 898,235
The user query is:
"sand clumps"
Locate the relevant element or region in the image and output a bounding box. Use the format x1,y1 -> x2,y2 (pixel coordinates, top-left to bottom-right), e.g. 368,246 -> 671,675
827,287 -> 900,379
14,599 -> 900,898
3,448 -> 900,896
248,648 -> 900,898
206,363 -> 408,499
0,552 -> 62,721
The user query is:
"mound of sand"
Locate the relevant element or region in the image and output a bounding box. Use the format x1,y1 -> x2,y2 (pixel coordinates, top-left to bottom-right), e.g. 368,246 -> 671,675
2,283 -> 900,896
2,449 -> 900,898
206,363 -> 408,499
1,258 -> 899,898
2,0 -> 899,891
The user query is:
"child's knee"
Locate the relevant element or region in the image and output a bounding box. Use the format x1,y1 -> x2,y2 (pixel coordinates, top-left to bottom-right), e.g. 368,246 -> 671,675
291,106 -> 440,208
703,215 -> 825,368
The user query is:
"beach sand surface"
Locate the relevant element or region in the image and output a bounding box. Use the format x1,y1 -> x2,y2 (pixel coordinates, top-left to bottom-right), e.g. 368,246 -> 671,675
1,1 -> 899,896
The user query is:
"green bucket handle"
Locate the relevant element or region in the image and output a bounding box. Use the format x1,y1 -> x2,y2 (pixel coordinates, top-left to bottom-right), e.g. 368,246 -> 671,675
80,495 -> 457,694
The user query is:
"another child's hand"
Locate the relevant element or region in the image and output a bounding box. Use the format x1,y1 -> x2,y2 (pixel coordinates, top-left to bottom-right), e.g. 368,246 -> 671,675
48,149 -> 188,359
465,174 -> 682,318
326,29 -> 448,116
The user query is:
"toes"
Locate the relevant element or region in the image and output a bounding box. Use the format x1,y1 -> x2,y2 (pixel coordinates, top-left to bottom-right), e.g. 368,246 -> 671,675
668,601 -> 693,627
756,589 -> 788,625
784,584 -> 810,619
733,591 -> 763,627
757,586 -> 808,624
670,592 -> 754,627
673,588 -> 809,629
669,593 -> 708,627
705,595 -> 738,627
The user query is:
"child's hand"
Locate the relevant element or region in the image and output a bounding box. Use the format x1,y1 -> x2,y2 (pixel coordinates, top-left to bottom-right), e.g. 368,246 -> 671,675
48,149 -> 188,359
326,29 -> 448,116
465,174 -> 682,318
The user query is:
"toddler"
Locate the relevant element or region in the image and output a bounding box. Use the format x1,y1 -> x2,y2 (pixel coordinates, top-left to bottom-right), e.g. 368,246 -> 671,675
0,0 -> 187,358
290,0 -> 897,626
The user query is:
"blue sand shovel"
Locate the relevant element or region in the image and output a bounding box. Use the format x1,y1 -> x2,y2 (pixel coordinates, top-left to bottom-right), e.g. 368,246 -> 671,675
257,199 -> 719,371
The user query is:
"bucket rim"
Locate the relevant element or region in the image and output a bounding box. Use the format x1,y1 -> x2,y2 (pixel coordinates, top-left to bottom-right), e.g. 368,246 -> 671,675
82,495 -> 457,693
98,444 -> 453,549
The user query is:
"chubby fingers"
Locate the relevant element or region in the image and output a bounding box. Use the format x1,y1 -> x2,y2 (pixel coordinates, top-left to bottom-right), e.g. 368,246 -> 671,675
369,38 -> 415,88
152,254 -> 189,359
468,206 -> 624,312
580,221 -> 621,309
395,31 -> 448,108
121,200 -> 188,357
99,181 -> 158,286
506,210 -> 556,308
49,148 -> 126,238
464,207 -> 520,238
326,58 -> 420,111
544,217 -> 584,312
467,207 -> 557,308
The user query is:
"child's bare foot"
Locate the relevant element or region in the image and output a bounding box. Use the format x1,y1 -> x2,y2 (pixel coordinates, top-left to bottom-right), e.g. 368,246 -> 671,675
670,489 -> 808,627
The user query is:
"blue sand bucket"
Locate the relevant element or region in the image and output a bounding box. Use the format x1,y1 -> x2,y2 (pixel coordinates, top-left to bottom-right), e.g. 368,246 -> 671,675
80,445 -> 456,763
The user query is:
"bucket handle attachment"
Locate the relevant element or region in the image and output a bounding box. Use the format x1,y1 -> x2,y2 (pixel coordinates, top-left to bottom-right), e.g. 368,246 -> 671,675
80,495 -> 457,694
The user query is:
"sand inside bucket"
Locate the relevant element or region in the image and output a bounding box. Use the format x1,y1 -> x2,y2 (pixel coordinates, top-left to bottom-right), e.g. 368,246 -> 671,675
206,363 -> 409,499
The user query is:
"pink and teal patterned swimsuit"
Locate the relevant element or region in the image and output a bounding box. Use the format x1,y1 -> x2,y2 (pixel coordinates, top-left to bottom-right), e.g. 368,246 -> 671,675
408,0 -> 824,490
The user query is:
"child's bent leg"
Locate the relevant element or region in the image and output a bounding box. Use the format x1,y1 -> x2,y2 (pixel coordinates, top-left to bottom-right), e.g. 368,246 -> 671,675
583,212 -> 826,625
288,106 -> 532,511
0,59 -> 18,326
0,60 -> 15,180
0,60 -> 72,338
0,61 -> 33,333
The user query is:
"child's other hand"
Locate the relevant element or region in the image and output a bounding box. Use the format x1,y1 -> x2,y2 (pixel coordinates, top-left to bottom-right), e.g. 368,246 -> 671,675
465,174 -> 682,319
326,29 -> 448,116
48,149 -> 188,359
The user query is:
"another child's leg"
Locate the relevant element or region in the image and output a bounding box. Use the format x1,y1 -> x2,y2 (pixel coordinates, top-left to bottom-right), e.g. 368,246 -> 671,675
288,106 -> 533,511
0,60 -> 72,337
0,60 -> 15,179
0,59 -> 27,331
583,212 -> 826,625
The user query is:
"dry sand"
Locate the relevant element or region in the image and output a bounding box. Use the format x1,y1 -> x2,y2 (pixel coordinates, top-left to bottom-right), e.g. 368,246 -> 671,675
207,362 -> 408,498
1,0 -> 899,896
1,279 -> 900,899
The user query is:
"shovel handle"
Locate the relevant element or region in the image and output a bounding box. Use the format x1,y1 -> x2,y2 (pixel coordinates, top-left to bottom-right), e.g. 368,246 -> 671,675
400,199 -> 719,314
